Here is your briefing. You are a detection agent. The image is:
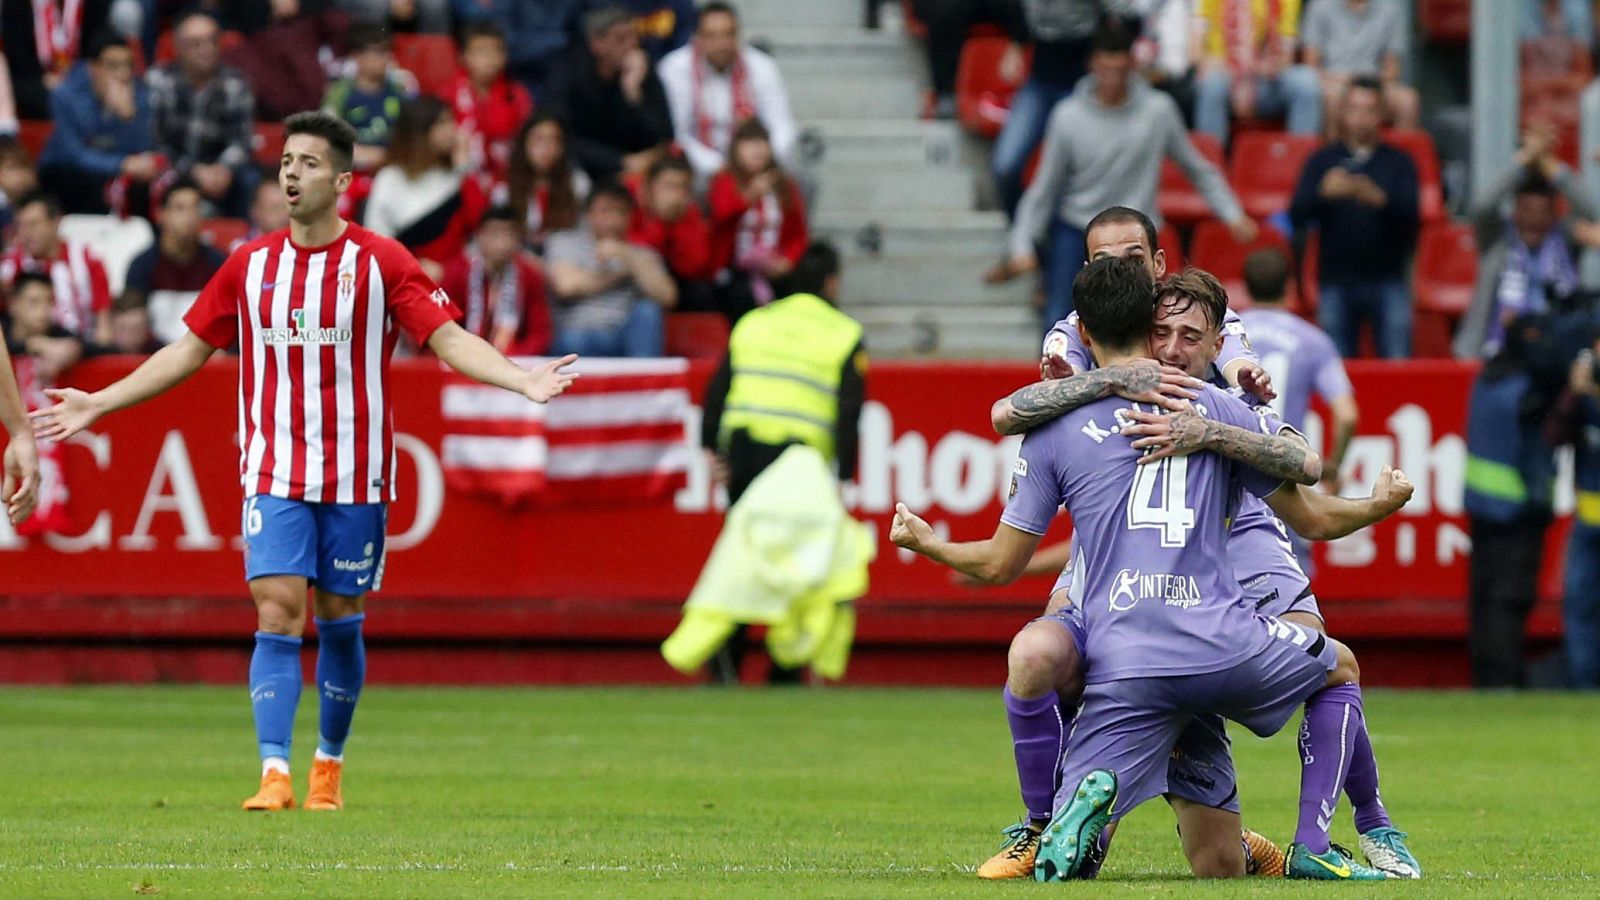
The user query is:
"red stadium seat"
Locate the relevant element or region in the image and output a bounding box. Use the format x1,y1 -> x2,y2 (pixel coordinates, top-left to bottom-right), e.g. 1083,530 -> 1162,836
393,33 -> 458,100
664,312 -> 731,361
1418,0 -> 1470,44
17,119 -> 51,159
1188,218 -> 1292,310
1158,132 -> 1225,227
200,217 -> 250,251
1414,222 -> 1477,317
253,122 -> 285,168
155,29 -> 244,65
1156,223 -> 1185,272
955,35 -> 1030,139
1228,132 -> 1320,219
1383,129 -> 1445,223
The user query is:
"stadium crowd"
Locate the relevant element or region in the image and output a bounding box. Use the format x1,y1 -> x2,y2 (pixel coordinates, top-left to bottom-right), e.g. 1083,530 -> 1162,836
0,0 -> 807,377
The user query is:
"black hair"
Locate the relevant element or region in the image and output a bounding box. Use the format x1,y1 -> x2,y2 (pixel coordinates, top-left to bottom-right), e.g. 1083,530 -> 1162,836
1091,18 -> 1135,55
1243,249 -> 1290,304
86,30 -> 129,61
1085,205 -> 1158,256
458,19 -> 506,49
16,189 -> 61,219
1345,74 -> 1384,100
1074,256 -> 1156,352
777,240 -> 841,299
648,154 -> 693,182
699,1 -> 739,24
479,204 -> 523,228
162,175 -> 202,207
283,110 -> 357,174
586,180 -> 636,210
347,20 -> 392,52
1516,168 -> 1558,199
10,271 -> 53,298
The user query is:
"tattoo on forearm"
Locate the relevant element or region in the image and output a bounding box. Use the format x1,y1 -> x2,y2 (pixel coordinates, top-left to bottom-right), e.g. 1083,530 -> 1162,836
997,364 -> 1159,435
1193,417 -> 1319,485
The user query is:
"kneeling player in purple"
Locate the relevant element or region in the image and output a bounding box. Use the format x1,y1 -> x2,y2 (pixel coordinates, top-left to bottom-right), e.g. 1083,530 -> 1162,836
893,258 -> 1396,880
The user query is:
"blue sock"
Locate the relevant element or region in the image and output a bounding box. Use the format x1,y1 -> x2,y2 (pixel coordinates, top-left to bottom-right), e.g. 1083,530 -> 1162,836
315,613 -> 366,758
249,631 -> 304,761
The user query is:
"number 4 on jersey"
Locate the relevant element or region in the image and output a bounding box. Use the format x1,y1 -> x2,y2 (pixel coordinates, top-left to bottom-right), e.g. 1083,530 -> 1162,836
1126,456 -> 1196,547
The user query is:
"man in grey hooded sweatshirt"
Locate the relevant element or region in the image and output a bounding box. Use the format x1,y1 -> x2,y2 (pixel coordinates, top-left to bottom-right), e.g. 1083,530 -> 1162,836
990,20 -> 1256,333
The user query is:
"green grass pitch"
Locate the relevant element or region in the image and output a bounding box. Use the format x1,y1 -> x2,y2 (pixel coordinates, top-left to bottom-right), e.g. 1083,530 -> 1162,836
0,686 -> 1596,897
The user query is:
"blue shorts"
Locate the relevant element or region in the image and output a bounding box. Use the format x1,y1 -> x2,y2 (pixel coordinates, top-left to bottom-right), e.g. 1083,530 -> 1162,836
242,495 -> 387,596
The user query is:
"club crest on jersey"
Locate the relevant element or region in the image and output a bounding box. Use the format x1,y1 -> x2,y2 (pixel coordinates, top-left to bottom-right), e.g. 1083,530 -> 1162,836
430,287 -> 451,307
1108,568 -> 1202,612
337,268 -> 356,302
262,307 -> 353,345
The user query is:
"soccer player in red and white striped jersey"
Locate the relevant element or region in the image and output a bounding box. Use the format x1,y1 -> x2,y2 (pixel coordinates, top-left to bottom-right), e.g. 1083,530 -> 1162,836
33,111 -> 578,812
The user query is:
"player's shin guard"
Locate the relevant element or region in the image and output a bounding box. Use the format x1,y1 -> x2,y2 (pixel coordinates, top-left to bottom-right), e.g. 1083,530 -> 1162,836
249,631 -> 304,762
1294,683 -> 1364,854
314,613 -> 366,758
1343,719 -> 1392,833
1004,686 -> 1067,824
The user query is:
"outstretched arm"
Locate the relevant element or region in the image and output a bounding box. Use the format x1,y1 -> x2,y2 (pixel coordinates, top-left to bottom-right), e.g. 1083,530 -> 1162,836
890,503 -> 1043,585
0,333 -> 38,524
1123,407 -> 1323,485
991,361 -> 1204,436
427,321 -> 579,403
1266,466 -> 1414,541
31,331 -> 217,442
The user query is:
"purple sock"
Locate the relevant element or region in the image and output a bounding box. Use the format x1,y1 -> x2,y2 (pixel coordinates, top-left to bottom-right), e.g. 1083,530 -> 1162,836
1294,683 -> 1364,854
1344,718 -> 1392,833
1004,686 -> 1066,823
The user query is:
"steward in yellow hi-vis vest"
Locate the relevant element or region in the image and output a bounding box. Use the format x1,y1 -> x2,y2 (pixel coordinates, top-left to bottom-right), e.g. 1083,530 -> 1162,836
693,241 -> 868,684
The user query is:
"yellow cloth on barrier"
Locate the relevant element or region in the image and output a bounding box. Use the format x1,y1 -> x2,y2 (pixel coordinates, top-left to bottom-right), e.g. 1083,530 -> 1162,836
661,446 -> 874,678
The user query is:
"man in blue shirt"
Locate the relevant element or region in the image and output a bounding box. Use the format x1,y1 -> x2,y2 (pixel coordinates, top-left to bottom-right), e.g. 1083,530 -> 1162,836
38,33 -> 159,216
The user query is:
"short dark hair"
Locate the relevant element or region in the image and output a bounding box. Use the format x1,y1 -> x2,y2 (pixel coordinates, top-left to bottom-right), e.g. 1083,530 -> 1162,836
86,30 -> 129,61
699,1 -> 739,25
111,291 -> 148,315
478,204 -> 522,229
458,20 -> 506,49
283,110 -> 357,173
647,154 -> 693,183
16,189 -> 61,219
10,271 -> 53,299
1085,206 -> 1158,256
347,20 -> 392,52
586,180 -> 636,210
778,240 -> 841,299
1156,268 -> 1229,331
1091,18 -> 1135,55
161,175 -> 202,207
0,137 -> 33,168
1345,75 -> 1384,101
1243,249 -> 1290,304
1074,256 -> 1156,352
1516,168 -> 1558,199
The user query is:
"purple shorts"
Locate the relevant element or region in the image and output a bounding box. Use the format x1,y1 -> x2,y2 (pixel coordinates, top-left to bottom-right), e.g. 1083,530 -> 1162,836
1055,615 -> 1336,821
1232,519 -> 1320,623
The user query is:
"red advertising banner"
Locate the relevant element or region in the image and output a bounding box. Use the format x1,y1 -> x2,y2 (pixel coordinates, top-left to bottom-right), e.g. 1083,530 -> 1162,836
0,356 -> 1564,608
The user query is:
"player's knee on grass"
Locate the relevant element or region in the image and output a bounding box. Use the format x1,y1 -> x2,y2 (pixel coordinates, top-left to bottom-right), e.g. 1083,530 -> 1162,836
1169,798 -> 1246,879
313,589 -> 365,620
1328,638 -> 1360,686
250,576 -> 309,636
1280,610 -> 1326,635
1006,621 -> 1081,700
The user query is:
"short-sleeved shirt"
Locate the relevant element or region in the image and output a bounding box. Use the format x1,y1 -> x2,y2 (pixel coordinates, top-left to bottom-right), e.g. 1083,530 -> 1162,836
1002,383 -> 1286,683
1044,308 -> 1258,377
1301,0 -> 1406,76
543,228 -> 658,332
1238,307 -> 1353,433
322,75 -> 411,148
183,222 -> 463,504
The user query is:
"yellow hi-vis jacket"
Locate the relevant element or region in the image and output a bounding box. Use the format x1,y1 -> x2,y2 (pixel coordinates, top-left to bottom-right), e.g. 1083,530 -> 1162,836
718,292 -> 863,461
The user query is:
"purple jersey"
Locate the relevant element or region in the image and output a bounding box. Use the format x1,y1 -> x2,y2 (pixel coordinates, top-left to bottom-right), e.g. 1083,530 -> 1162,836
1237,307 -> 1353,434
1044,308 -> 1259,377
1002,383 -> 1287,683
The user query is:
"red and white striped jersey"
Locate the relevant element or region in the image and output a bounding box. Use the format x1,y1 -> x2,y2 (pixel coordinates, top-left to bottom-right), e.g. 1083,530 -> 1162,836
0,241 -> 111,338
184,222 -> 462,504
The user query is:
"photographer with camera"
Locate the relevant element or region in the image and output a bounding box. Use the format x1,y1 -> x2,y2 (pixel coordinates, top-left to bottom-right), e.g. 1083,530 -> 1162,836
1544,341 -> 1600,689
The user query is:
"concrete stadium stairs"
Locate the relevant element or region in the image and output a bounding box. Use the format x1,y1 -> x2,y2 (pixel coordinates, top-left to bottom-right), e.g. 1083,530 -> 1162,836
739,0 -> 1040,359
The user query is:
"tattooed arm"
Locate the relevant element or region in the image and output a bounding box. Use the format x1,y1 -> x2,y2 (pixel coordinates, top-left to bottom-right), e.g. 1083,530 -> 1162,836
1123,407 -> 1323,485
990,361 -> 1204,436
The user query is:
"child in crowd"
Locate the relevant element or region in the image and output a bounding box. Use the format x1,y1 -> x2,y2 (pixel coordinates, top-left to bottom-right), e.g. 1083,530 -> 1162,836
452,22 -> 534,185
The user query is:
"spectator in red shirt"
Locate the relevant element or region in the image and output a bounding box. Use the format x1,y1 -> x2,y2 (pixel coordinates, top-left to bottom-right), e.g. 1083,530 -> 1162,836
363,95 -> 488,279
440,205 -> 553,355
628,155 -> 713,300
0,190 -> 111,344
451,21 -> 534,185
500,113 -> 590,251
707,119 -> 808,317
